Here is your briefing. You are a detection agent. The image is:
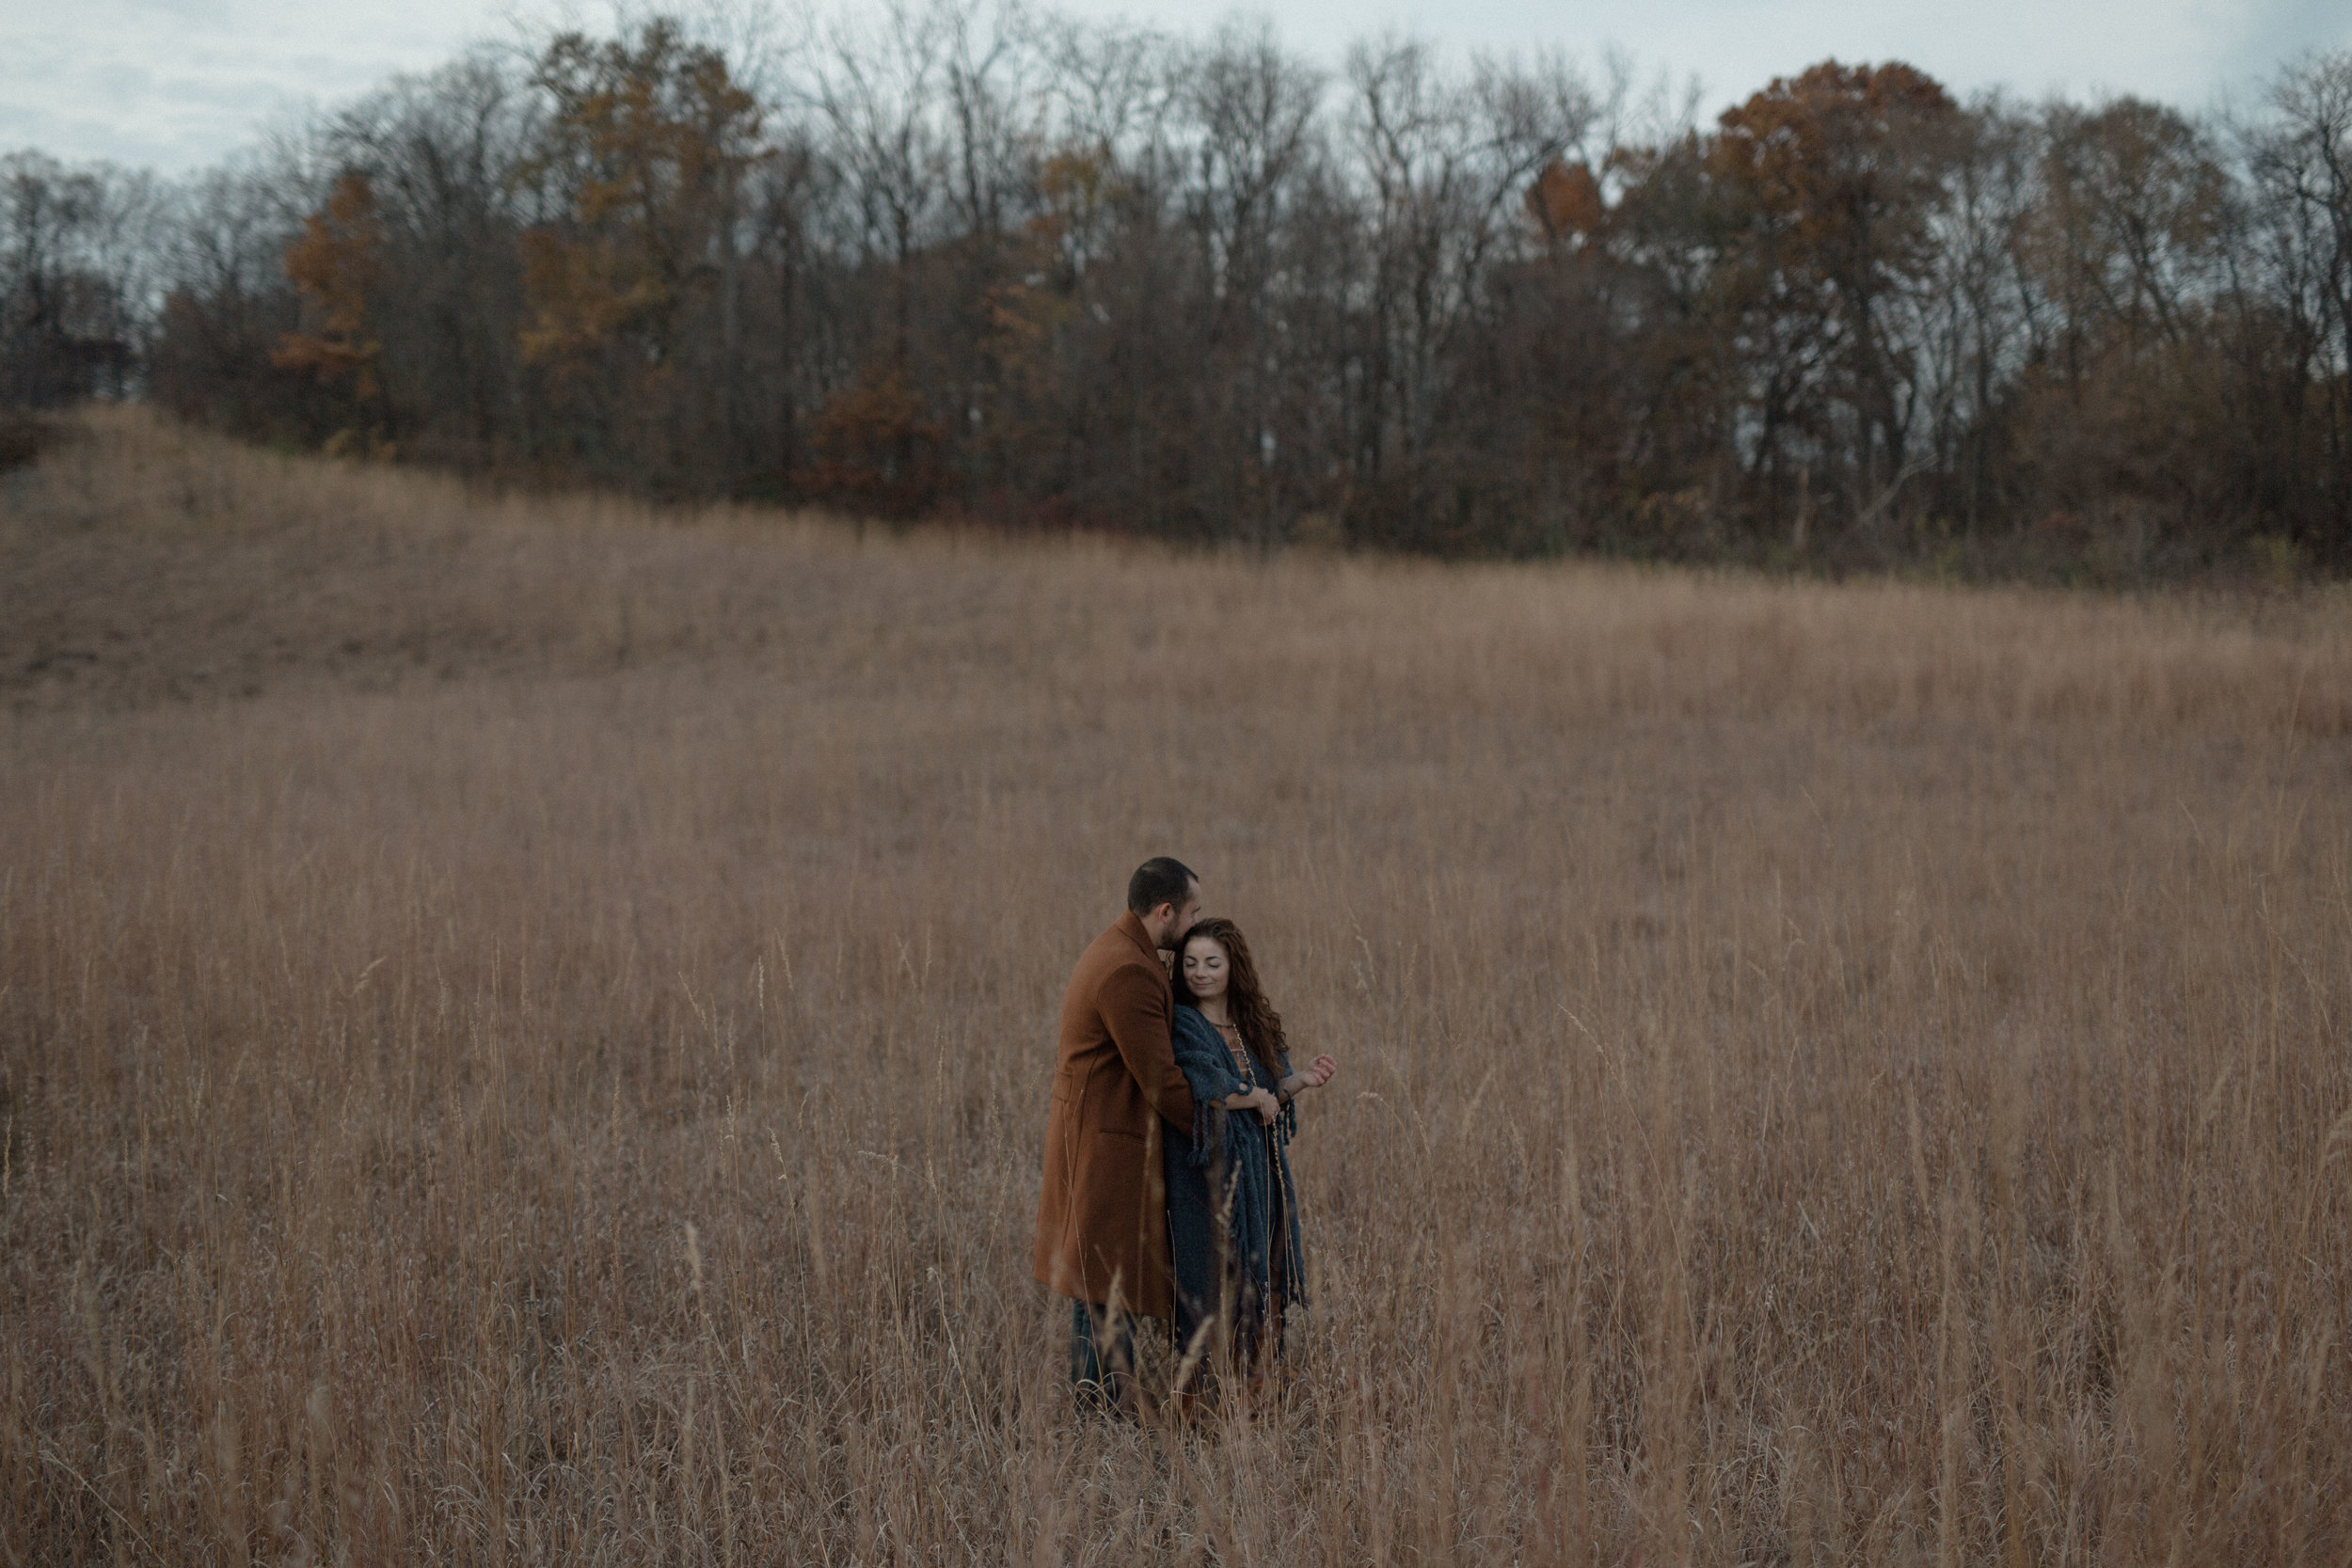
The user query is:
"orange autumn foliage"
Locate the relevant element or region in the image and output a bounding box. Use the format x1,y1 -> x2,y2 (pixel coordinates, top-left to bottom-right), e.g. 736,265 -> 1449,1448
516,22 -> 760,372
1708,61 -> 1958,291
800,368 -> 948,518
274,171 -> 385,400
1525,158 -> 1604,242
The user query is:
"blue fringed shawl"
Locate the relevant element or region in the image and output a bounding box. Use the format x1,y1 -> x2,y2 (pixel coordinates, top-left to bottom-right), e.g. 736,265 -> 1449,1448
1164,1004 -> 1307,1336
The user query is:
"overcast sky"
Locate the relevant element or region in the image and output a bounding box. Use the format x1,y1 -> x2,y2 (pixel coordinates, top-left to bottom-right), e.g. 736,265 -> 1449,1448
7,0 -> 2352,174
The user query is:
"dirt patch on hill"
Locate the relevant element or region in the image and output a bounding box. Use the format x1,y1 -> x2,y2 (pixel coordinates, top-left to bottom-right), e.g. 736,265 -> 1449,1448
0,408 -> 1006,713
0,408 -> 70,474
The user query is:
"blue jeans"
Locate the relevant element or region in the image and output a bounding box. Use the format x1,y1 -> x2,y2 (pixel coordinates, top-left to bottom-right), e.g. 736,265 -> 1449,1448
1069,1299 -> 1140,1414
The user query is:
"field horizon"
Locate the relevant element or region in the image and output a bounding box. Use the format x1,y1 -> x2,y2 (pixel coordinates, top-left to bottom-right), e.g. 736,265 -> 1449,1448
4,407 -> 2349,1565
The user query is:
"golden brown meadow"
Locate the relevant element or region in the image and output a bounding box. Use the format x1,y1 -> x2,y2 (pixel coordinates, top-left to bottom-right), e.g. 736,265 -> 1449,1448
3,409 -> 2349,1565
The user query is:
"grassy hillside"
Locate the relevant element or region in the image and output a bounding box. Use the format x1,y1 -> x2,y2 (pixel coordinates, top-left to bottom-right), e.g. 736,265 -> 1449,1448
5,409 -> 2349,1564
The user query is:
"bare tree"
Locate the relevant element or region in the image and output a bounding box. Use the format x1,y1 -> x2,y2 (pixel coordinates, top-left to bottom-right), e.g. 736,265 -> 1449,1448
0,153 -> 167,405
812,0 -> 948,367
1174,21 -> 1322,546
321,56 -> 534,454
1347,40 -> 1596,495
2249,51 -> 2352,550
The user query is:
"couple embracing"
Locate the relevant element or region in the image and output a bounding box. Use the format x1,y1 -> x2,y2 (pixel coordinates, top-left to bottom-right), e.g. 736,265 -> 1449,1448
1032,857 -> 1340,1411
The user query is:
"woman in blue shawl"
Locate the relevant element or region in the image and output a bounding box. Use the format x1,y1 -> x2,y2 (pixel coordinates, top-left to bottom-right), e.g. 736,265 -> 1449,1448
1164,917 -> 1338,1390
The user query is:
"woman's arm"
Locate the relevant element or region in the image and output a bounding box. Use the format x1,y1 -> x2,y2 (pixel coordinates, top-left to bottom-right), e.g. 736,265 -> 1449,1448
1223,1087 -> 1279,1124
1278,1054 -> 1339,1100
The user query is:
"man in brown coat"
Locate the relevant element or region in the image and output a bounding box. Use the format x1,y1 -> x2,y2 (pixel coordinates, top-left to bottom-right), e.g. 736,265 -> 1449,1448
1033,856 -> 1203,1406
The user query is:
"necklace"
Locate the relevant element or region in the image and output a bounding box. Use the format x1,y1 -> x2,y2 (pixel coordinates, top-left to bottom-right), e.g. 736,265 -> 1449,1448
1209,1018 -> 1252,1079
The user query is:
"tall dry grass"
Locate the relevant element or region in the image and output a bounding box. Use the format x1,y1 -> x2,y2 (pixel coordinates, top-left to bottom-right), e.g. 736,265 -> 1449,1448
3,407 -> 2349,1565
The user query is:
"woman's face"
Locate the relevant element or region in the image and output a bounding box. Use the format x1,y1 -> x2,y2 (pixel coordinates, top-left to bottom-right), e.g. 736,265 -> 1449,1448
1182,936 -> 1231,1004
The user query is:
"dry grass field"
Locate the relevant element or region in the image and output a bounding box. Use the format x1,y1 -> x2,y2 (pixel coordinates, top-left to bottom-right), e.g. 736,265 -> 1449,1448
4,407 -> 2349,1566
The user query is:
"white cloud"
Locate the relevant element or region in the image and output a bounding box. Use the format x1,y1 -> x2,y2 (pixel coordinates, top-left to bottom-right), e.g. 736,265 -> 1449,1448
0,0 -> 555,167
4,0 -> 2348,171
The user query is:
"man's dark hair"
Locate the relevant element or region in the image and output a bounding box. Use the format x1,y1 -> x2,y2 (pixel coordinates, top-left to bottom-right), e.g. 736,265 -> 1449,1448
1127,857 -> 1198,917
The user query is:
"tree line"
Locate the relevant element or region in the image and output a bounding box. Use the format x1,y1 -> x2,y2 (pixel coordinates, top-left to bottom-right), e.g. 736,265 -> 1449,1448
8,6 -> 2352,577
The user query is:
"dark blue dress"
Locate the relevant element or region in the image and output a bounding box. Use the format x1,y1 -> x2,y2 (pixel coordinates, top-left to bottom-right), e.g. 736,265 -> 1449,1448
1164,1005 -> 1306,1370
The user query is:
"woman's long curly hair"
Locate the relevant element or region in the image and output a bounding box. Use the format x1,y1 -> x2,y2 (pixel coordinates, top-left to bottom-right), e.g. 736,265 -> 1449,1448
1173,916 -> 1287,1082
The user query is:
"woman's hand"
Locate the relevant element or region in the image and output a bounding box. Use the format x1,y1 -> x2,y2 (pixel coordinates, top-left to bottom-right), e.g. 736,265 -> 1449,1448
1280,1055 -> 1339,1097
1224,1087 -> 1280,1125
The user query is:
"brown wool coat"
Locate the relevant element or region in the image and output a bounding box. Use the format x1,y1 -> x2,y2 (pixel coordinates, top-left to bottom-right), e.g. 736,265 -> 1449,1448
1032,912 -> 1200,1318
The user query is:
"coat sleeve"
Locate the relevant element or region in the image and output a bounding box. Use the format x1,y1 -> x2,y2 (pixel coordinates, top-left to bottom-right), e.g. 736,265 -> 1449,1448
1099,961 -> 1198,1130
